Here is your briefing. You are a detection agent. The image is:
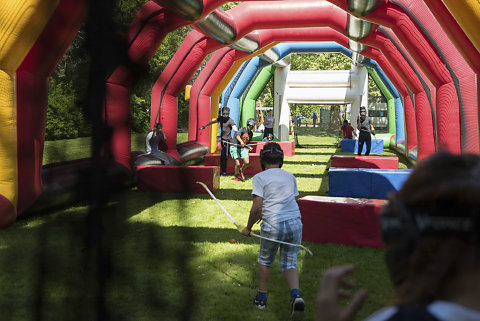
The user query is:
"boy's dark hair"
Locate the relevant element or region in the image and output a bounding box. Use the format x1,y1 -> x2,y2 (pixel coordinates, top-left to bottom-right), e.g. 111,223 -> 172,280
260,142 -> 284,170
342,120 -> 348,127
221,106 -> 230,114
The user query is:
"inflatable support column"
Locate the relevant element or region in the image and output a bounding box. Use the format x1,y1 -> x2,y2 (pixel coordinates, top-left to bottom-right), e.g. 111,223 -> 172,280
0,0 -> 86,227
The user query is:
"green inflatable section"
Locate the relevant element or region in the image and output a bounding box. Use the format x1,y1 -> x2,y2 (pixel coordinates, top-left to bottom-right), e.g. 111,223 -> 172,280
240,65 -> 275,129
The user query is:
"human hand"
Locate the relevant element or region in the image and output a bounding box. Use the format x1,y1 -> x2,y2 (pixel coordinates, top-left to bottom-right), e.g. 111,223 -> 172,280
241,227 -> 251,236
315,265 -> 368,321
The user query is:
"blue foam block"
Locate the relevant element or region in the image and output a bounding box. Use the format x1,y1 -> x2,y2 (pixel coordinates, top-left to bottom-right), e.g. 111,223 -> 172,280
341,139 -> 384,154
329,168 -> 412,199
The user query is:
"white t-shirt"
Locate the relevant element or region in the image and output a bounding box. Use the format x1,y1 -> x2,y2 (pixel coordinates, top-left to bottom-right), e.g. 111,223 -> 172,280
146,130 -> 164,154
364,301 -> 480,321
251,168 -> 301,225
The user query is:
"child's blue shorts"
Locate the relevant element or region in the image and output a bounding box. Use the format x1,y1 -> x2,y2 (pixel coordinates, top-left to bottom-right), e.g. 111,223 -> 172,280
257,218 -> 303,272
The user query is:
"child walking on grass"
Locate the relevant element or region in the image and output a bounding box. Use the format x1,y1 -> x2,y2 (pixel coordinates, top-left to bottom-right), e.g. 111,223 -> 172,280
241,142 -> 305,321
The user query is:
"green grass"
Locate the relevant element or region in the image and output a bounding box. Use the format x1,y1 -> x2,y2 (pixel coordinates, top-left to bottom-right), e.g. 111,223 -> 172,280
1,127 -> 410,320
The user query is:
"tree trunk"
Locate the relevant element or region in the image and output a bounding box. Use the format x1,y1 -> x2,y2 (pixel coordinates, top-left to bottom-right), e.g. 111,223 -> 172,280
328,105 -> 342,134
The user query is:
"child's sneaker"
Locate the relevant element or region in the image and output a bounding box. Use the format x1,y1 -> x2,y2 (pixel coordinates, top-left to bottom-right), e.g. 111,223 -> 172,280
253,297 -> 266,310
239,169 -> 245,180
234,175 -> 240,182
291,295 -> 304,321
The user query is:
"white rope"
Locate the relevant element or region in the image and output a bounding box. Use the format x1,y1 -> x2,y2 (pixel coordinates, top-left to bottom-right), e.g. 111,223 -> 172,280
196,182 -> 313,256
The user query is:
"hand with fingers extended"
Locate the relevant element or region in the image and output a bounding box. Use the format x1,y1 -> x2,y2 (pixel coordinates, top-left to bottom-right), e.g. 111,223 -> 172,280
315,265 -> 368,321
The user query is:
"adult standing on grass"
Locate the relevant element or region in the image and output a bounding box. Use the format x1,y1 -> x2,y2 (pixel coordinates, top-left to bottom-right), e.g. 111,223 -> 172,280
263,109 -> 274,139
315,152 -> 480,321
230,118 -> 254,181
241,142 -> 305,320
296,115 -> 301,127
200,106 -> 238,176
312,112 -> 317,128
357,106 -> 375,156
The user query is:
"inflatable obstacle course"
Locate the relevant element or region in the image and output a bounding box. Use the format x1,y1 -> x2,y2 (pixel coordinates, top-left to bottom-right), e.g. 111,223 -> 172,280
2,0 -> 480,227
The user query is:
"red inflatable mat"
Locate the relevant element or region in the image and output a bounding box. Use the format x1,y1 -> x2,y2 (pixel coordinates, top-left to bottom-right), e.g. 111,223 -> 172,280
331,155 -> 399,169
298,195 -> 387,248
251,141 -> 295,156
137,165 -> 220,194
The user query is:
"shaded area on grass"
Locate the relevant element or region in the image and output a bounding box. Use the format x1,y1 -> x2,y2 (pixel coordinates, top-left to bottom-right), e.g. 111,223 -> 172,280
1,126 -> 407,320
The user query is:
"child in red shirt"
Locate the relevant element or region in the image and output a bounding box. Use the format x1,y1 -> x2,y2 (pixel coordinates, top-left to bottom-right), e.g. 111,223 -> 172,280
338,120 -> 356,147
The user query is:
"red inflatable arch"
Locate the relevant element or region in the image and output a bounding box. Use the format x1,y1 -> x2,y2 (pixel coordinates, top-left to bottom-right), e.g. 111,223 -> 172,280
154,1 -> 451,160
189,27 -> 421,152
393,0 -> 478,153
329,0 -> 463,155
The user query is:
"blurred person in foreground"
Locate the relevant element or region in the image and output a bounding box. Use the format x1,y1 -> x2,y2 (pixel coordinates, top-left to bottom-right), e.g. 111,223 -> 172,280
315,152 -> 480,321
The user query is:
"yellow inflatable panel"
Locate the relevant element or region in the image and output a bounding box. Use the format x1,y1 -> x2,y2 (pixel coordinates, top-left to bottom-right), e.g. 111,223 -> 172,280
185,84 -> 192,100
210,43 -> 277,151
0,0 -> 60,70
443,0 -> 480,53
0,0 -> 60,212
0,70 -> 17,206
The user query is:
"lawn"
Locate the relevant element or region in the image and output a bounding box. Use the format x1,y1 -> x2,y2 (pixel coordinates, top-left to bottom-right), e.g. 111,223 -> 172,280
1,127 -> 410,320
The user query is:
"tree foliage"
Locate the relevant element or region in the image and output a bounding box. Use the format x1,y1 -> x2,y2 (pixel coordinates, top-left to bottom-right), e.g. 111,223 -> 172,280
291,52 -> 351,70
47,1 -> 194,140
46,79 -> 91,140
368,74 -> 383,98
46,2 -> 383,140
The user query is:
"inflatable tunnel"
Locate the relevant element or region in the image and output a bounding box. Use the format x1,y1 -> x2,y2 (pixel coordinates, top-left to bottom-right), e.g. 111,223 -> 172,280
2,0 -> 480,227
